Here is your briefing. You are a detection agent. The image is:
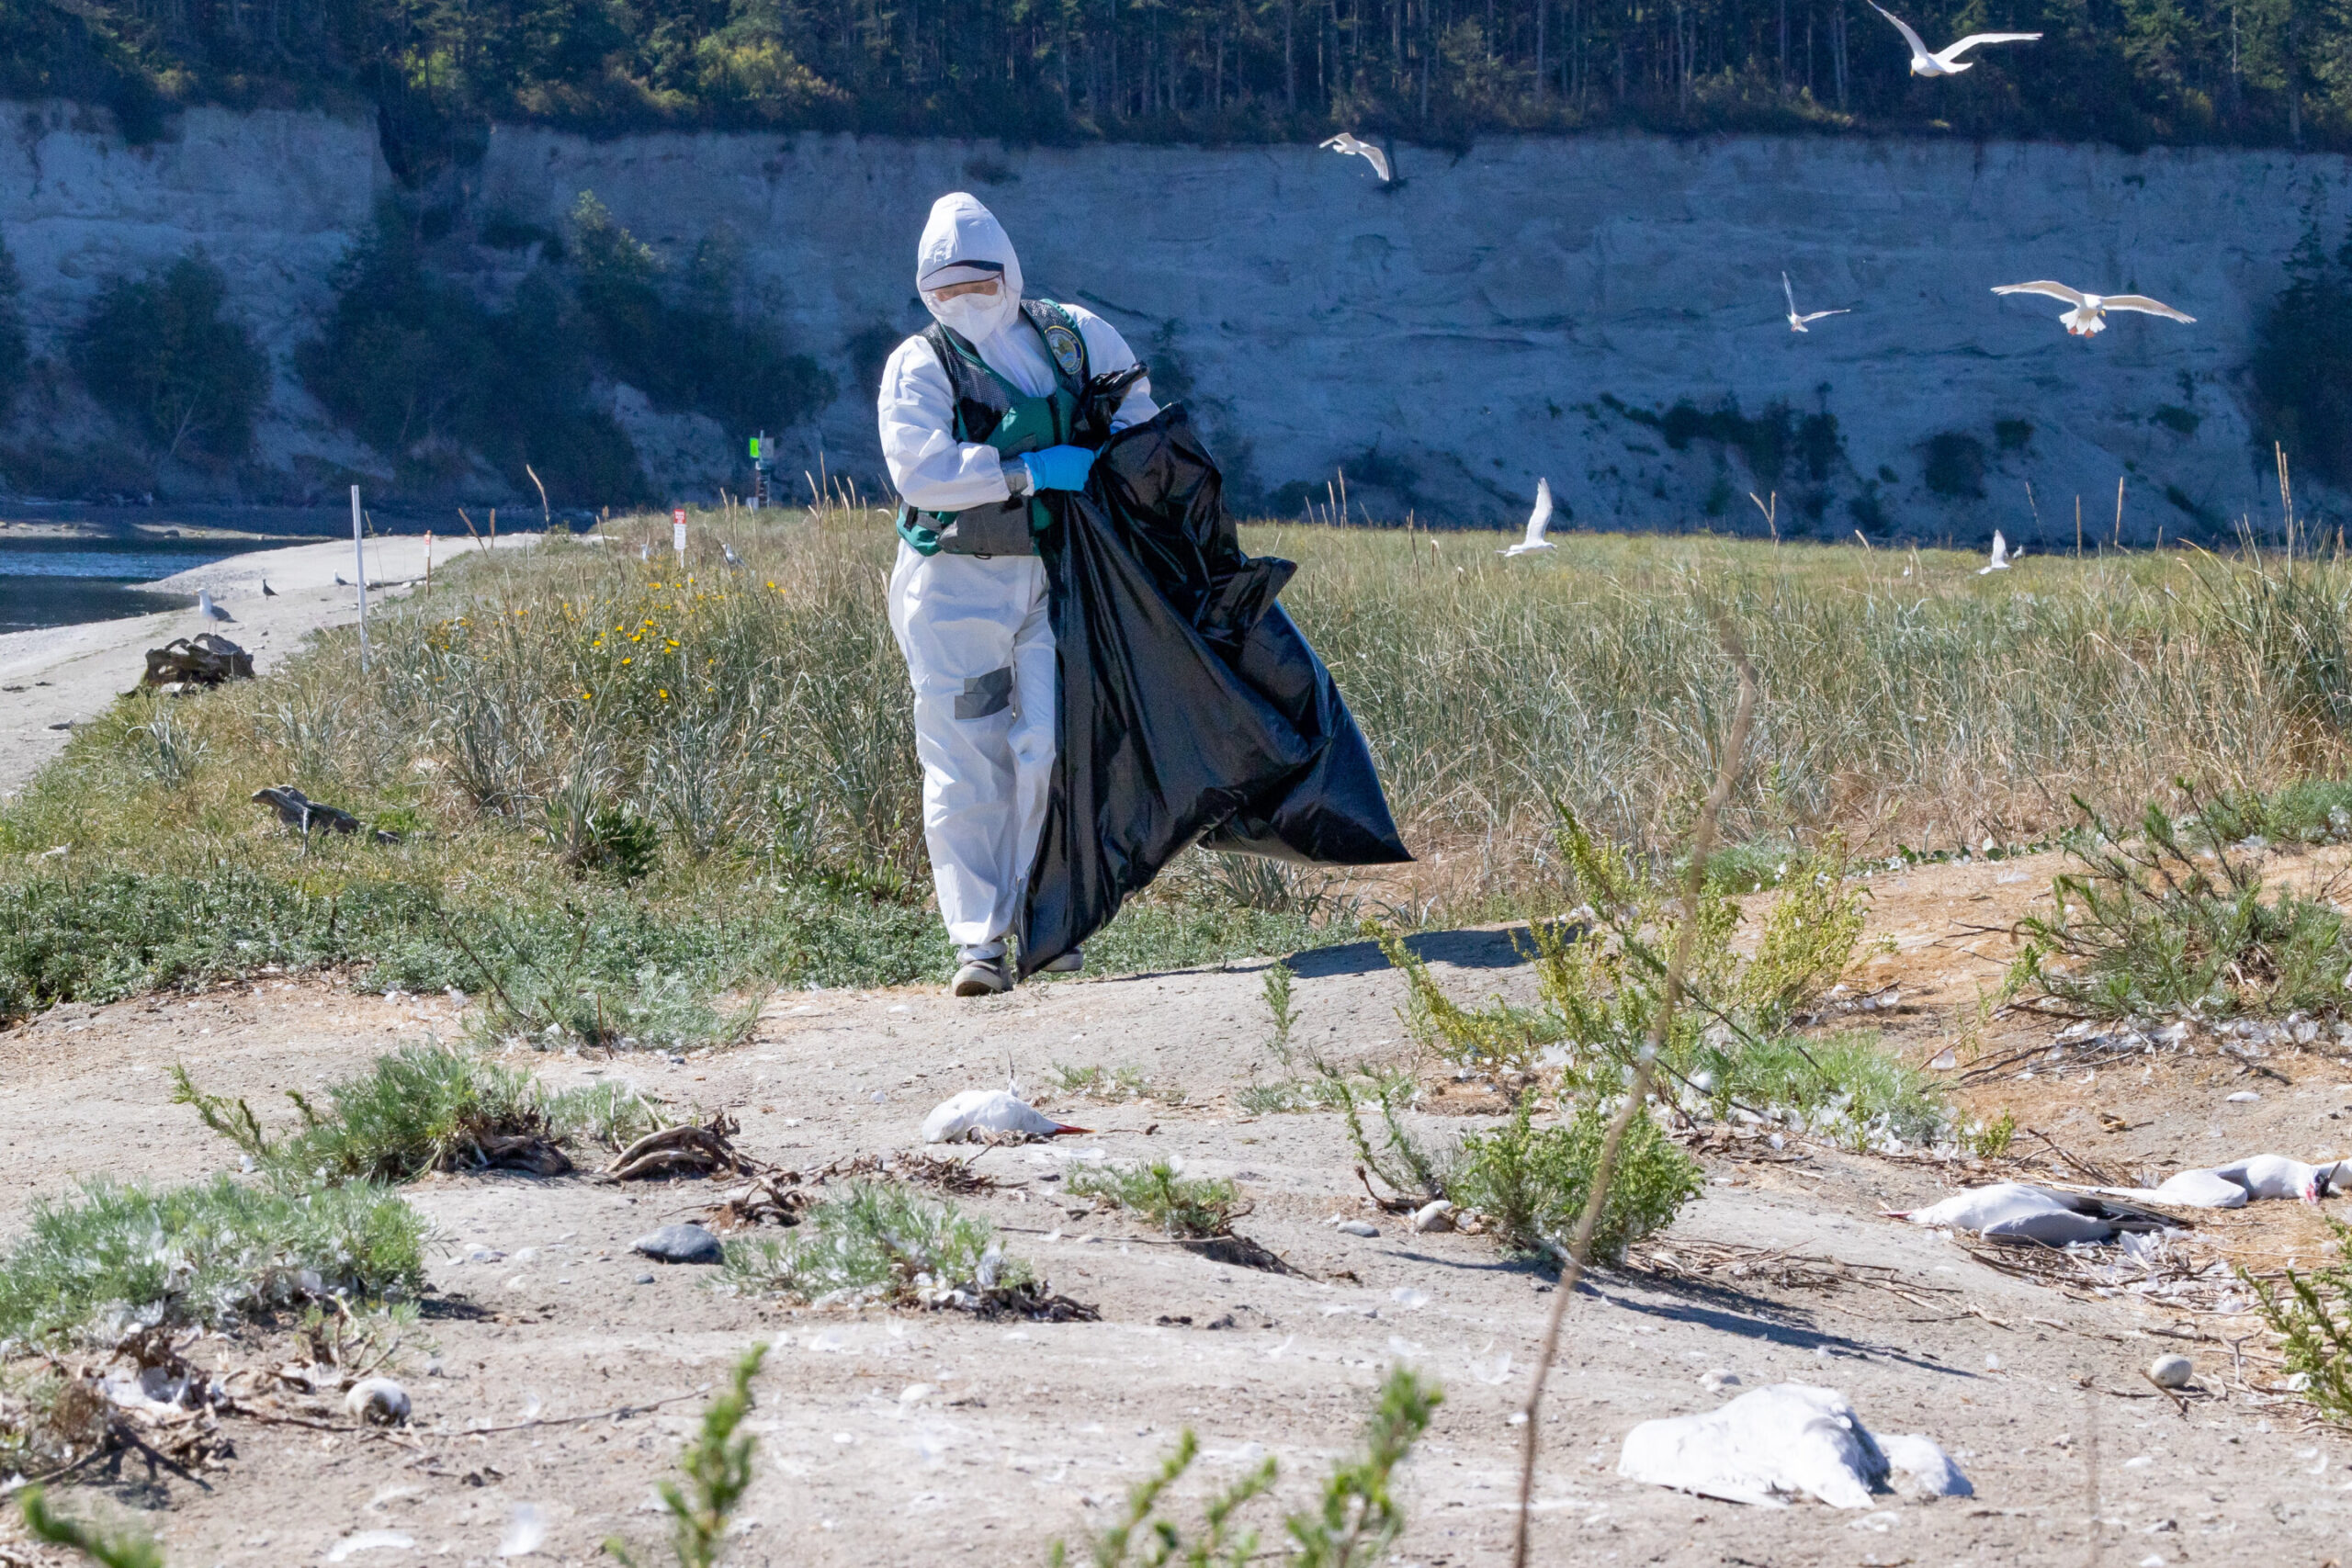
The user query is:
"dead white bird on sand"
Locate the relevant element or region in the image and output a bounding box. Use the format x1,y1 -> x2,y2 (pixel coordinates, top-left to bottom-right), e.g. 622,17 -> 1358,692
197,588 -> 235,624
1867,1 -> 2040,75
921,1089 -> 1091,1145
1318,133 -> 1392,184
2106,1154 -> 2352,1209
1992,280 -> 2196,337
1499,479 -> 1555,558
1980,530 -> 2016,573
1889,1180 -> 2177,1244
1781,273 -> 1850,333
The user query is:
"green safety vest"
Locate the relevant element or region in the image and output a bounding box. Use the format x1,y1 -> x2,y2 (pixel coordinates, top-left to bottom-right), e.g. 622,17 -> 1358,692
895,299 -> 1091,558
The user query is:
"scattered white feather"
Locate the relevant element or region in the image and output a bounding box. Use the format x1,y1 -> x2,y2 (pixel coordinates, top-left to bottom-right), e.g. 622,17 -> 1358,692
498,1502 -> 548,1558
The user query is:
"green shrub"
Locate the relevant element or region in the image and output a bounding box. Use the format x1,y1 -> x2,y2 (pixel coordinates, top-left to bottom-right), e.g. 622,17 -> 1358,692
1328,1067 -> 1453,1203
71,253 -> 266,461
2010,799 -> 2352,1019
175,1043 -> 671,1182
1706,1031 -> 1948,1149
18,1489 -> 164,1568
0,1176 -> 426,1344
722,1183 -> 1025,1305
2248,1219 -> 2352,1426
1448,1097 -> 1702,1264
571,194 -> 833,440
1069,1159 -> 1241,1238
296,204 -> 644,503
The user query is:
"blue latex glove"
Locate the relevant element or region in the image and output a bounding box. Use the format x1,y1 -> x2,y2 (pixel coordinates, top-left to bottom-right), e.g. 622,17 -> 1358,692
1021,445 -> 1097,493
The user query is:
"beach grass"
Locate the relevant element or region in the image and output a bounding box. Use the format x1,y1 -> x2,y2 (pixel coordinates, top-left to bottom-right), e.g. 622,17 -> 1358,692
6,506 -> 2352,1029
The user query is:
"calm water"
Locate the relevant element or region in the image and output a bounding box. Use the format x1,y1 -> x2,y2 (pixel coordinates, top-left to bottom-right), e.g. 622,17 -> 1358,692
0,536 -> 237,635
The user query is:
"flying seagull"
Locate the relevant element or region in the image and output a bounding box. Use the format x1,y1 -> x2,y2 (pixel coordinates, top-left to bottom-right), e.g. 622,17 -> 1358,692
261,579 -> 277,597
1319,133 -> 1393,184
1782,273 -> 1850,333
1867,2 -> 2039,73
1500,479 -> 1556,558
197,588 -> 235,624
1991,280 -> 2196,337
1979,530 -> 2014,573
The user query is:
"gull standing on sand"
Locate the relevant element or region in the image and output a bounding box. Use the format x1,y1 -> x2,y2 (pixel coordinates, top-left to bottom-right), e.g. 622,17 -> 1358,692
1319,133 -> 1393,184
1782,274 -> 1850,333
1979,531 -> 2014,573
197,588 -> 235,624
261,579 -> 277,597
1867,1 -> 2040,74
1500,479 -> 1555,558
1992,280 -> 2196,337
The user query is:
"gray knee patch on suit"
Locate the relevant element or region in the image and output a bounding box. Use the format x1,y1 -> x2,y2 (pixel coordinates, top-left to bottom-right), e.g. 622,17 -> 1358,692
954,665 -> 1015,720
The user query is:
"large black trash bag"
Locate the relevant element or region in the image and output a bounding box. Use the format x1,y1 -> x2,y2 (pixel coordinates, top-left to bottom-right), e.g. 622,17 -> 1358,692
1016,397 -> 1410,976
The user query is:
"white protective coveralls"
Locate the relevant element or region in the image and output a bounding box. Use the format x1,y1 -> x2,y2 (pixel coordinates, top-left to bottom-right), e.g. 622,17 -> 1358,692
878,193 -> 1158,961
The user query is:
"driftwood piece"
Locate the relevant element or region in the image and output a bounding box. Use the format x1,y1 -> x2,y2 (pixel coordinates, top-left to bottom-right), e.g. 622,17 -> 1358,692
605,1113 -> 747,1181
142,633 -> 254,688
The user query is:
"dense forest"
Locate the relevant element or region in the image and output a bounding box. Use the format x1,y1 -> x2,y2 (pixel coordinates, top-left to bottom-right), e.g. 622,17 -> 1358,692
0,0 -> 2341,171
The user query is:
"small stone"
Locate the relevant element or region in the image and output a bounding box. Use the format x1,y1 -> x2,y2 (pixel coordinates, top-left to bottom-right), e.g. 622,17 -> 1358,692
1412,1200 -> 1455,1234
2227,1090 -> 2260,1103
633,1224 -> 723,1265
1335,1220 -> 1380,1238
344,1377 -> 411,1426
2147,1353 -> 2194,1389
635,1273 -> 656,1285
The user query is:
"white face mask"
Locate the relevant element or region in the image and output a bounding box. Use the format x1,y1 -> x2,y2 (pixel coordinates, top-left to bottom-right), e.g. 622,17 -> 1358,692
928,287 -> 1019,344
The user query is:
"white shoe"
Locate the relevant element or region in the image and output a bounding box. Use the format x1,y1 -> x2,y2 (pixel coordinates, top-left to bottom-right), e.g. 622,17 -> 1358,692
1039,948 -> 1084,975
952,956 -> 1012,997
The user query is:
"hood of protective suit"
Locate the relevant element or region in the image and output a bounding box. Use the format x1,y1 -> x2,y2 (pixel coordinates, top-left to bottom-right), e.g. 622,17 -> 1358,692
917,193 -> 1024,344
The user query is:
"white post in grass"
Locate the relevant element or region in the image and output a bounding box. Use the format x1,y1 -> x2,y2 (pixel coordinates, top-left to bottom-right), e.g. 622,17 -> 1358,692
351,484 -> 369,673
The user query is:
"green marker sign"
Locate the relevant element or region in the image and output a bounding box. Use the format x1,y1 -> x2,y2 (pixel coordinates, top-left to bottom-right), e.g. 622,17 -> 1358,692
748,436 -> 762,458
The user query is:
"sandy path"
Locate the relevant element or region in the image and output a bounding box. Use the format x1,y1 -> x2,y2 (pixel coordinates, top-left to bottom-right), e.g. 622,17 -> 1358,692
0,895 -> 2338,1564
0,532 -> 539,797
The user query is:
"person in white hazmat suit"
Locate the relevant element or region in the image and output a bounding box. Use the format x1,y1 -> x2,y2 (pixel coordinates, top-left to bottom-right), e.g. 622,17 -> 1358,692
878,193 -> 1157,997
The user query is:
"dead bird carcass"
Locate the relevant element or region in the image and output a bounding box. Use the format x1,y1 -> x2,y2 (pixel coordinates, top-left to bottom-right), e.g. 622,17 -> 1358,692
141,633 -> 254,692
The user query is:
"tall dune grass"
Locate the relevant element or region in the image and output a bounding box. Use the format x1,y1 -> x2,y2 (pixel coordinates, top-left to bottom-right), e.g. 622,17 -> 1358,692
6,506 -> 2352,1019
